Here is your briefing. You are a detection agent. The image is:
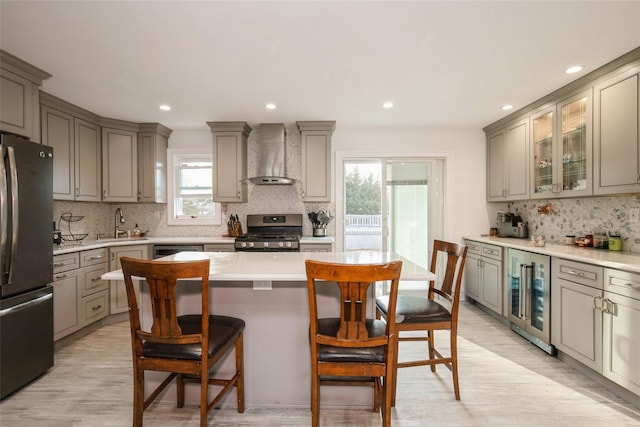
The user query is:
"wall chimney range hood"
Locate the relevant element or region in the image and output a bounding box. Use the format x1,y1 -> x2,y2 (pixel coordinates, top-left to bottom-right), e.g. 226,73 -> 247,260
248,123 -> 296,185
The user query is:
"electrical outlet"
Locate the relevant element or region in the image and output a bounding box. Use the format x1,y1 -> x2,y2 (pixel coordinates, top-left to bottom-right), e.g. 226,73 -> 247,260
253,280 -> 272,290
631,208 -> 640,223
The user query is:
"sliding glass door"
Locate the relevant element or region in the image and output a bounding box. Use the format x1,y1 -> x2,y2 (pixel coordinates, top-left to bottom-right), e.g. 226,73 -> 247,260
343,158 -> 444,270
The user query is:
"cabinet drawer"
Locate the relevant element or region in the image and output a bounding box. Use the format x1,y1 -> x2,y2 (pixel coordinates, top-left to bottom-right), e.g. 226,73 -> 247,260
203,243 -> 235,252
553,258 -> 603,289
604,268 -> 640,300
81,290 -> 109,325
481,244 -> 502,261
80,248 -> 108,267
53,253 -> 80,274
81,265 -> 108,297
464,240 -> 481,254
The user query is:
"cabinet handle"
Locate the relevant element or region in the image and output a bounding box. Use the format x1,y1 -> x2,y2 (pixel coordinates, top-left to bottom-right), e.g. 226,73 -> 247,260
91,305 -> 102,311
593,296 -> 604,311
75,187 -> 80,197
137,191 -> 141,201
55,274 -> 68,280
601,298 -> 617,315
566,269 -> 585,277
91,277 -> 101,282
623,281 -> 640,291
89,255 -> 104,260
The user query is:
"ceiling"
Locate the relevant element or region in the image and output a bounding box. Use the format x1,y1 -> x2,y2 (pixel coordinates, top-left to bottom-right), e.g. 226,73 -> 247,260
1,1 -> 639,132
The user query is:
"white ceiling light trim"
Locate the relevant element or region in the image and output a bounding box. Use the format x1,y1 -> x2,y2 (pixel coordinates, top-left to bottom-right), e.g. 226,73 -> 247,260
501,104 -> 514,111
265,103 -> 277,110
565,65 -> 584,74
382,102 -> 394,109
159,104 -> 171,111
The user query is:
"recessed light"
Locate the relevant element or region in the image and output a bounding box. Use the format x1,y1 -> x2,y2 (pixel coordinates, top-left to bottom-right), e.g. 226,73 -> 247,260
265,103 -> 277,110
159,104 -> 171,111
501,105 -> 514,111
382,102 -> 394,109
565,65 -> 584,74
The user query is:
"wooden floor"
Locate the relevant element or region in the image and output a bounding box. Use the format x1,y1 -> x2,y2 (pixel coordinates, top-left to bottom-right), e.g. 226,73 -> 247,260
1,302 -> 639,426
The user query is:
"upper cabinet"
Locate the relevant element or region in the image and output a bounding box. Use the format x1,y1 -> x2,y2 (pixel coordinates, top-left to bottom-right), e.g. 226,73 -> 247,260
593,65 -> 640,195
41,92 -> 102,201
486,117 -> 529,202
1,50 -> 51,141
531,90 -> 593,199
297,121 -> 336,202
207,121 -> 251,203
486,47 -> 640,201
138,123 -> 171,203
101,119 -> 138,202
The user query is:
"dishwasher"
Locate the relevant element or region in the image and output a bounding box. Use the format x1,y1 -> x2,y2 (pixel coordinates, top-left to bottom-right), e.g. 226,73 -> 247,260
152,244 -> 204,259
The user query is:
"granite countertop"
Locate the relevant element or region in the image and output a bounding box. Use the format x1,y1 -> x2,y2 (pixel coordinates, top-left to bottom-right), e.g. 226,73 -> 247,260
463,235 -> 640,274
53,235 -> 335,255
101,250 -> 432,282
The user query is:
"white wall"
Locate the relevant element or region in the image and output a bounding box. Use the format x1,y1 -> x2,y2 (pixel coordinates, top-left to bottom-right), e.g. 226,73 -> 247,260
333,127 -> 492,244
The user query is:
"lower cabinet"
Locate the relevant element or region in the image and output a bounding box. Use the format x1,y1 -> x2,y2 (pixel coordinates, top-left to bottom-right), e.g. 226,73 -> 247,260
109,245 -> 149,314
464,240 -> 503,316
299,242 -> 333,252
602,268 -> 640,395
203,243 -> 235,252
551,258 -> 603,372
52,248 -> 108,341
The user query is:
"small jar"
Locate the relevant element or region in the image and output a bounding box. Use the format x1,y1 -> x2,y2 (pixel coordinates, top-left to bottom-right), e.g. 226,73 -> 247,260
609,235 -> 622,251
565,235 -> 575,245
584,234 -> 593,247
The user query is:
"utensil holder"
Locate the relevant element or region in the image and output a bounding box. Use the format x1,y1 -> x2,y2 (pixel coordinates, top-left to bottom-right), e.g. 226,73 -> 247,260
228,222 -> 243,237
313,228 -> 326,237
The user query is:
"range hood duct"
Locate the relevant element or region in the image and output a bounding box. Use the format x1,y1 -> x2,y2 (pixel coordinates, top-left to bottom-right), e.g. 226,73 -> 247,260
248,123 -> 295,185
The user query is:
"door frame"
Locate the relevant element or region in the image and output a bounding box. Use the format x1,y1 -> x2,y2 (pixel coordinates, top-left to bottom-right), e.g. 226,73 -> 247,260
335,150 -> 454,253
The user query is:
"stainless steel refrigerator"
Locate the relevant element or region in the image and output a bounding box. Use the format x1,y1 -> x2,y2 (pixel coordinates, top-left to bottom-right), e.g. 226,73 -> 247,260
506,248 -> 556,355
0,132 -> 54,399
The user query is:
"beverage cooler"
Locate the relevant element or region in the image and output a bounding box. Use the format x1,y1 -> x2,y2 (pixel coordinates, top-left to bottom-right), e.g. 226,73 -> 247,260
507,248 -> 556,355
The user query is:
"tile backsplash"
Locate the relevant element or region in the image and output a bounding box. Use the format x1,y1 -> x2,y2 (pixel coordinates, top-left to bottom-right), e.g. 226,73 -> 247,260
508,195 -> 640,253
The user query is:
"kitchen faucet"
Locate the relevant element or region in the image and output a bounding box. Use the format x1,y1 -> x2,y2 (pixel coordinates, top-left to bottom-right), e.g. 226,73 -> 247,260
114,208 -> 126,238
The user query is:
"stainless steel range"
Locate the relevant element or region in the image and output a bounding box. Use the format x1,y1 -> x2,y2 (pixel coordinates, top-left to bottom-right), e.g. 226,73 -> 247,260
234,214 -> 302,252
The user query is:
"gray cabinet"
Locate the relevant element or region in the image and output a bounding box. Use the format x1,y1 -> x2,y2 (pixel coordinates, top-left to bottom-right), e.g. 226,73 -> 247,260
207,121 -> 251,203
486,118 -> 529,201
463,240 -> 503,315
52,248 -> 109,341
594,66 -> 640,195
52,253 -> 81,341
109,244 -> 149,314
102,120 -> 138,202
297,121 -> 336,202
602,268 -> 640,395
530,89 -> 593,199
300,242 -> 333,252
0,50 -> 50,141
40,93 -> 102,201
551,258 -> 603,372
138,123 -> 171,203
203,243 -> 235,252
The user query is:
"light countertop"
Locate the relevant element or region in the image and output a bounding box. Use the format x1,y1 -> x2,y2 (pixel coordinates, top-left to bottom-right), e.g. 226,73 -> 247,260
101,251 -> 433,282
53,235 -> 334,255
464,235 -> 640,273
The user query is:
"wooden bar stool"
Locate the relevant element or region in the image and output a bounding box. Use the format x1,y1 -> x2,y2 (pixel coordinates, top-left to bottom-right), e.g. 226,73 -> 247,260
305,259 -> 403,427
120,257 -> 245,427
376,240 -> 468,403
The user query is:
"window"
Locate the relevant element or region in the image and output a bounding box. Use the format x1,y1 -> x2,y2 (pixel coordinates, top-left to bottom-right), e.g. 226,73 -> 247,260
167,148 -> 221,225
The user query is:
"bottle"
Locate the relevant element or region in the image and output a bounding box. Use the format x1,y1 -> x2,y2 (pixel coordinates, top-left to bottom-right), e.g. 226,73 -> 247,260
133,224 -> 141,238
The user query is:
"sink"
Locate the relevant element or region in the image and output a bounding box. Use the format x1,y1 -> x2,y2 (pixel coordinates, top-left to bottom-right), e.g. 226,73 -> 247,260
97,237 -> 149,243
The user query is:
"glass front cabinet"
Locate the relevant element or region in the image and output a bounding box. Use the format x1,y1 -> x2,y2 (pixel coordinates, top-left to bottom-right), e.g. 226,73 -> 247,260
531,89 -> 592,199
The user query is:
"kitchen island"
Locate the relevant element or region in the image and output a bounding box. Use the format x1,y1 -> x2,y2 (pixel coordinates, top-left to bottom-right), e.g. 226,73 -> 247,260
102,251 -> 434,409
